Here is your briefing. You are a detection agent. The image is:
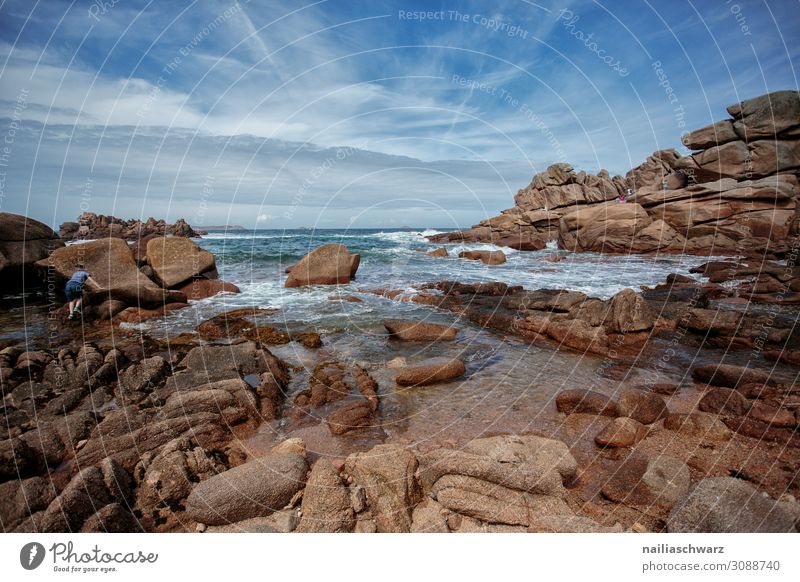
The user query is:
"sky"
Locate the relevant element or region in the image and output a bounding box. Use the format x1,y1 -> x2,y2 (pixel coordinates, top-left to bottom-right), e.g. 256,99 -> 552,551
0,0 -> 798,229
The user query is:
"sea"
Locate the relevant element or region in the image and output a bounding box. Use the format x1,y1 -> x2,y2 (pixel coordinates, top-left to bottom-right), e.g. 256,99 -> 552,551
4,228 -> 738,456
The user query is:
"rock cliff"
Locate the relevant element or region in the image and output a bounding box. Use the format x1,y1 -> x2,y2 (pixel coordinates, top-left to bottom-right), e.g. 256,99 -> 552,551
430,91 -> 799,258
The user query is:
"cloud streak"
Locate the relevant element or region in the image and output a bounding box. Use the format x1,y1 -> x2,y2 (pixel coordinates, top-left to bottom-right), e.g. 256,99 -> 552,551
0,0 -> 797,227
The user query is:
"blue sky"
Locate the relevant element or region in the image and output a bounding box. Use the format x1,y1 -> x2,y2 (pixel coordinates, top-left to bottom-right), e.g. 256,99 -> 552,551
0,0 -> 797,228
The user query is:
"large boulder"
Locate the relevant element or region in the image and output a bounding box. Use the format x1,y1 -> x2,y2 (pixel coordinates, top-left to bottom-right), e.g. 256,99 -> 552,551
727,90 -> 800,139
285,244 -> 359,287
146,236 -> 216,288
667,477 -> 800,532
395,357 -> 466,386
0,212 -> 65,294
558,202 -> 654,253
295,459 -> 355,533
458,250 -> 507,265
35,238 -> 186,307
185,452 -> 308,526
344,444 -> 421,532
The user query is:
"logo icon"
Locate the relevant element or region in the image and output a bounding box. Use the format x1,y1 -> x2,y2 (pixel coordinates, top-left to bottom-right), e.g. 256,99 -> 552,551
20,542 -> 46,570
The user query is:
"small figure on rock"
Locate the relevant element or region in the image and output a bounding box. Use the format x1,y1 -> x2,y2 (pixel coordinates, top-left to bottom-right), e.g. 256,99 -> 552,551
65,263 -> 99,320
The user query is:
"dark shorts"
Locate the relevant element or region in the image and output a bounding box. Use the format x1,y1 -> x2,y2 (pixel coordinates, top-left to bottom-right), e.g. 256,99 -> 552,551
65,282 -> 83,301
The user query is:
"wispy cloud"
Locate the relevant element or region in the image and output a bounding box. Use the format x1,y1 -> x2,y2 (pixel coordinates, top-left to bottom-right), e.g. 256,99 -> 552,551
0,0 -> 797,227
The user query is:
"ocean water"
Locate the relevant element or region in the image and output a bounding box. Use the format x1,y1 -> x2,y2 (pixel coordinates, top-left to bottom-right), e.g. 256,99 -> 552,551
125,228 -> 736,455
3,228 -> 746,453
145,227 -> 719,336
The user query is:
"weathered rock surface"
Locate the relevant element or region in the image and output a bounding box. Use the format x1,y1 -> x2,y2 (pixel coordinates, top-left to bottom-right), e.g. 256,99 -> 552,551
285,244 -> 360,287
146,236 -> 217,288
602,455 -> 690,511
667,477 -> 800,533
0,212 -> 65,295
429,91 -> 800,258
458,250 -> 507,265
395,357 -> 466,386
344,444 -> 421,532
185,452 -> 308,526
556,389 -> 618,416
384,319 -> 458,341
295,459 -> 355,532
35,237 -> 186,307
595,417 -> 648,448
59,212 -> 201,241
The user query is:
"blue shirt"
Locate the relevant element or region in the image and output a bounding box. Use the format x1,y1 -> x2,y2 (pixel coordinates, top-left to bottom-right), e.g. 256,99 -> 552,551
67,271 -> 90,286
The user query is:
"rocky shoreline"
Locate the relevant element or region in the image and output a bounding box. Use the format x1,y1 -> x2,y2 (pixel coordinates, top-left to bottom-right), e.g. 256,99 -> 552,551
1,89 -> 799,534
429,91 -> 800,260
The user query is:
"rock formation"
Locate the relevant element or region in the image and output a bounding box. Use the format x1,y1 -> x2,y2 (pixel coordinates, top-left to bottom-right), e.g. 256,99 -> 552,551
34,235 -> 239,320
430,90 -> 800,258
285,243 -> 360,287
0,213 -> 64,295
59,213 -> 202,241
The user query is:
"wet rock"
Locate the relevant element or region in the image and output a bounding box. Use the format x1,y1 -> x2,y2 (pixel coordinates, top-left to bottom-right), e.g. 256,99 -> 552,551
595,417 -> 648,448
617,389 -> 667,424
384,319 -> 458,341
159,387 -> 249,426
664,412 -> 732,440
458,250 -> 507,265
95,299 -> 127,320
328,294 -> 363,303
555,389 -> 618,416
722,416 -> 800,447
294,332 -> 322,348
698,387 -> 750,416
746,402 -> 796,428
296,459 -> 355,532
606,288 -> 655,333
285,244 -> 359,287
185,452 -> 308,526
344,444 -> 421,532
145,236 -> 217,288
426,247 -> 449,258
693,363 -> 775,388
602,455 -> 690,511
395,357 -> 465,386
545,318 -> 610,354
667,477 -> 800,532
327,400 -> 375,435
177,278 -> 240,300
685,309 -> 743,335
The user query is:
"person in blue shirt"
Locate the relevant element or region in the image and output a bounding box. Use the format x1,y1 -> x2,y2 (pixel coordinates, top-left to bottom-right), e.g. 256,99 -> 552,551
64,263 -> 99,320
